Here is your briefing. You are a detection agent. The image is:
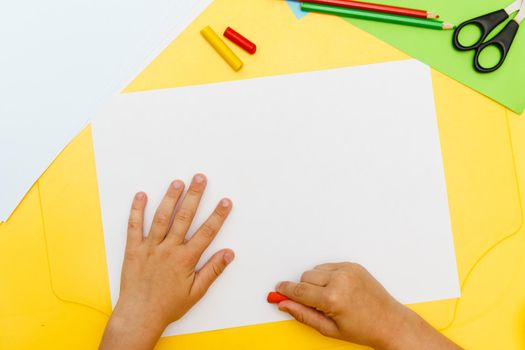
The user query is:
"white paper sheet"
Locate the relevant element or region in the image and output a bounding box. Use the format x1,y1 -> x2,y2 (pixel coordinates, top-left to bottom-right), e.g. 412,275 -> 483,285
92,60 -> 460,336
0,0 -> 212,221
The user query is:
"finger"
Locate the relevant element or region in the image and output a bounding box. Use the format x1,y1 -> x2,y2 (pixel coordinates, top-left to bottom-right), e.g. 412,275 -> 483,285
191,249 -> 235,300
186,198 -> 232,258
314,262 -> 347,271
167,174 -> 207,243
301,270 -> 331,287
148,180 -> 185,244
278,300 -> 339,338
127,192 -> 147,249
276,281 -> 324,309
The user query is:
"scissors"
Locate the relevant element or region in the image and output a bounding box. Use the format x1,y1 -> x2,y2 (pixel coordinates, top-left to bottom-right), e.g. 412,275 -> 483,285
453,0 -> 524,73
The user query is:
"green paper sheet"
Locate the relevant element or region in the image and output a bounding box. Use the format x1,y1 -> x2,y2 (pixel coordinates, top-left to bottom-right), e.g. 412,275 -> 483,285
337,0 -> 525,113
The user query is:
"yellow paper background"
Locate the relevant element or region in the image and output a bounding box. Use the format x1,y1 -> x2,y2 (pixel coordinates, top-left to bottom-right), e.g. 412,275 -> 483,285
1,0 -> 524,349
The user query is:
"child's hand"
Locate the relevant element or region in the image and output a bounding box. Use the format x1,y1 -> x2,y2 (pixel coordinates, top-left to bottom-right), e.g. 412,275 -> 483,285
276,263 -> 461,350
100,174 -> 234,350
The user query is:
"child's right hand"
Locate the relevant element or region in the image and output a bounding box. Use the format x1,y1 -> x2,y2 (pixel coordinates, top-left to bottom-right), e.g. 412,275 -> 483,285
276,263 -> 462,350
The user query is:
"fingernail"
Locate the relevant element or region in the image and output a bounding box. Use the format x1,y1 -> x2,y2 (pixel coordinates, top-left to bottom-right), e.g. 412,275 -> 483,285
172,180 -> 183,190
275,282 -> 282,290
194,173 -> 206,184
220,198 -> 232,208
278,305 -> 288,313
224,251 -> 235,264
136,192 -> 145,200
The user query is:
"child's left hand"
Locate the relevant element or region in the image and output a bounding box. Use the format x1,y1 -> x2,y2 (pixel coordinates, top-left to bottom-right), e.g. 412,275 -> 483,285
99,174 -> 234,350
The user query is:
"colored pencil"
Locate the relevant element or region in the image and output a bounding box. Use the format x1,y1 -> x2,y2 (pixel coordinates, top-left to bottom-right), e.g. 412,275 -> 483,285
301,2 -> 454,30
296,0 -> 439,19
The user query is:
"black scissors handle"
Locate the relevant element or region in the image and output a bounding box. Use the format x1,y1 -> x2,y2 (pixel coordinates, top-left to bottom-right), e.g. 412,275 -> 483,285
473,20 -> 519,73
453,9 -> 520,73
453,9 -> 509,51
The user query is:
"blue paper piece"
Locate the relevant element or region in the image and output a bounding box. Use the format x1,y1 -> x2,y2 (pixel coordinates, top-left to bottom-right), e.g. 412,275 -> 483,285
287,1 -> 308,19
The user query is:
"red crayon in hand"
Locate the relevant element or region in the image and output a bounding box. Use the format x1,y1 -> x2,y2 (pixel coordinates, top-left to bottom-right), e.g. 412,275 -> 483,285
267,291 -> 289,304
223,27 -> 257,54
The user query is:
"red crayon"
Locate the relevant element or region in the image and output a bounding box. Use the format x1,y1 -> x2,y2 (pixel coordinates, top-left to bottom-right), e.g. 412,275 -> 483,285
223,27 -> 257,54
267,291 -> 289,304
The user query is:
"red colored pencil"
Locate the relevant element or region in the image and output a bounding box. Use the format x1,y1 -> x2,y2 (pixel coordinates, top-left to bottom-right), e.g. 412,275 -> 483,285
297,0 -> 439,19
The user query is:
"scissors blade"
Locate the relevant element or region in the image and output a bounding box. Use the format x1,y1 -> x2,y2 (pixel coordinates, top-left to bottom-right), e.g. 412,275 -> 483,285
505,0 -> 524,15
513,0 -> 525,23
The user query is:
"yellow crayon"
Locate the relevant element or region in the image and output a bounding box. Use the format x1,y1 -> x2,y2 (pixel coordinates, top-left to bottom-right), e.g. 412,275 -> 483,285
201,26 -> 243,72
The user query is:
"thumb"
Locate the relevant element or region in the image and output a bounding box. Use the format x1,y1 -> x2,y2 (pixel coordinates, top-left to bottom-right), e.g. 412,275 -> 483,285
278,300 -> 339,338
191,249 -> 235,299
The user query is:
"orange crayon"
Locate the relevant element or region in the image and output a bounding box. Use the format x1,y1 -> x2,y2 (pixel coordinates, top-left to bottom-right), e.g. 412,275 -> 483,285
267,291 -> 289,304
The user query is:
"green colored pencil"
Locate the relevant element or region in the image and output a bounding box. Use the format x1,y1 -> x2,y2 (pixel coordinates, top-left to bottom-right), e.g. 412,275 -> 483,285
301,2 -> 454,30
